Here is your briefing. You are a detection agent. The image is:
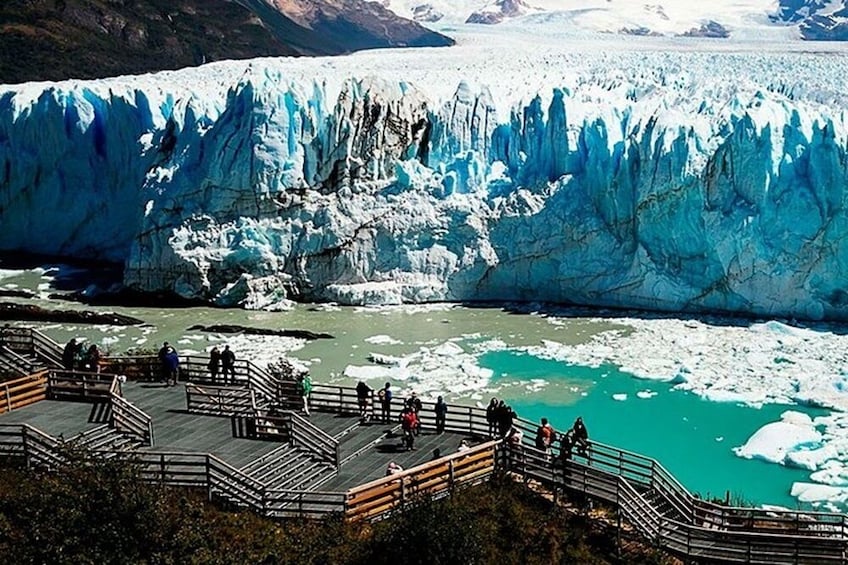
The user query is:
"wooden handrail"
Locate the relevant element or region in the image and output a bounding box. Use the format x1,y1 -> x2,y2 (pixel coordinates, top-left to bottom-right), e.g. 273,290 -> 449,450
110,390 -> 154,446
345,440 -> 499,522
288,411 -> 340,467
0,372 -> 48,414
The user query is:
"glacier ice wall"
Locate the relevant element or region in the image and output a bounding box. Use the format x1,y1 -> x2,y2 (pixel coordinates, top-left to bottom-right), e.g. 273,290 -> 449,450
3,52 -> 848,319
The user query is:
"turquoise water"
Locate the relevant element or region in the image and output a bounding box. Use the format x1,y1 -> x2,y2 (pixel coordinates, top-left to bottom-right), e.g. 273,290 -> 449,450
479,350 -> 829,509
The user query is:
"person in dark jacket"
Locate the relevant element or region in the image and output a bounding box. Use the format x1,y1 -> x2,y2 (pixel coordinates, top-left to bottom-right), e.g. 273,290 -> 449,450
62,338 -> 78,371
572,416 -> 589,457
221,345 -> 236,384
356,381 -> 372,421
158,342 -> 172,383
208,346 -> 221,381
485,397 -> 499,438
164,347 -> 180,386
434,395 -> 448,434
378,382 -> 393,423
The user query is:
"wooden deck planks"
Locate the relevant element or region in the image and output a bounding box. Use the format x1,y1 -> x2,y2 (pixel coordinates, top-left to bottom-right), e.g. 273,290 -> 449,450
0,398 -> 105,438
323,429 -> 474,491
0,380 -> 478,491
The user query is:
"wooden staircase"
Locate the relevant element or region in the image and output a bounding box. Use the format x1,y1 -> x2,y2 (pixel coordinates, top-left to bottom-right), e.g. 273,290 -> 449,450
67,424 -> 145,454
239,444 -> 336,492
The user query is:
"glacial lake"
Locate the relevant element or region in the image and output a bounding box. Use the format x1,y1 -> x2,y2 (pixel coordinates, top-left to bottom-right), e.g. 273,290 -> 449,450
0,266 -> 839,510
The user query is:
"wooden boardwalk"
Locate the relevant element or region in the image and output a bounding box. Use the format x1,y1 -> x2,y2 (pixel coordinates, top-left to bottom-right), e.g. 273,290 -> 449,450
3,327 -> 848,563
0,379 -> 475,487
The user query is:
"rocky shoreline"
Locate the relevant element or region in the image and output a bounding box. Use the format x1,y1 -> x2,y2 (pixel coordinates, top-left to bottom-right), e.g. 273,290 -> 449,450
0,302 -> 144,326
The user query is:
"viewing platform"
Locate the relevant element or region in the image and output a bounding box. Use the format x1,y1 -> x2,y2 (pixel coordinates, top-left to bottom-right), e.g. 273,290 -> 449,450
1,327 -> 847,564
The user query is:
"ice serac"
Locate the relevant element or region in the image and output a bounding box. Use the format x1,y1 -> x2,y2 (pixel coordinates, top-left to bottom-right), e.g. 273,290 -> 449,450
3,56 -> 848,319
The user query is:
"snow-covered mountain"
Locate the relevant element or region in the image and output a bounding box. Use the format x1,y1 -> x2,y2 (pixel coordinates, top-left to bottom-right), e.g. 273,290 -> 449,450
387,0 -> 848,39
3,31 -> 848,319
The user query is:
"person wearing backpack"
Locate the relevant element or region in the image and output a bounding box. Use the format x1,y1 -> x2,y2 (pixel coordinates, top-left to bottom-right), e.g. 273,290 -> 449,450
378,382 -> 393,423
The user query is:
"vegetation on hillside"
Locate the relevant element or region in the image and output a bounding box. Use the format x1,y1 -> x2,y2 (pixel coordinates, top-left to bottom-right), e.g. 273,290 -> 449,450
0,448 -> 673,564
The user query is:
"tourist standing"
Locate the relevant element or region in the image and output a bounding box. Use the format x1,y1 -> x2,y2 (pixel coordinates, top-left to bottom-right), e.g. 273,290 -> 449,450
208,346 -> 221,381
400,406 -> 417,451
408,392 -> 422,435
535,417 -> 555,455
62,338 -> 78,370
485,397 -> 499,438
434,395 -> 448,434
572,416 -> 589,457
356,381 -> 372,421
158,342 -> 172,384
85,344 -> 102,374
297,373 -> 312,416
221,345 -> 236,384
378,382 -> 392,423
165,346 -> 180,386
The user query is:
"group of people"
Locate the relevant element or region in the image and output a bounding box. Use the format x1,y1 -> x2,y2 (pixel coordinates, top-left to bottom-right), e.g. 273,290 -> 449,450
356,381 -> 451,444
62,338 -> 103,373
206,345 -> 237,383
559,416 -> 590,460
485,397 -> 518,439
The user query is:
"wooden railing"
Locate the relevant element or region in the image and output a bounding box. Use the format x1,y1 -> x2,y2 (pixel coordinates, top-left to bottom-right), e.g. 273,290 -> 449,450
0,372 -> 47,414
344,440 -> 499,522
289,411 -> 340,467
1,327 -> 63,368
47,369 -> 114,401
501,441 -> 848,563
0,345 -> 40,375
109,378 -> 154,446
29,329 -> 64,368
0,424 -> 65,469
0,348 -> 29,378
104,355 -> 280,404
234,410 -> 340,468
185,383 -> 256,416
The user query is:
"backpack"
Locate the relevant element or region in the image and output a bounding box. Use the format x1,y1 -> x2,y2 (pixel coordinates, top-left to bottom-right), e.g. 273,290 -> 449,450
402,411 -> 416,430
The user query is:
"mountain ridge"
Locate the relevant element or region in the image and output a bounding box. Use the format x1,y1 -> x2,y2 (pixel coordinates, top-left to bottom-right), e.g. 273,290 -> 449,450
0,0 -> 453,85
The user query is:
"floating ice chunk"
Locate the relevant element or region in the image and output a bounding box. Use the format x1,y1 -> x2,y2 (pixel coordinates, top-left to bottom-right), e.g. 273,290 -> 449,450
434,341 -> 464,357
365,335 -> 403,345
734,411 -> 822,466
790,482 -> 848,505
786,444 -> 839,472
343,364 -> 400,381
612,393 -> 628,401
636,390 -> 657,399
810,460 -> 848,486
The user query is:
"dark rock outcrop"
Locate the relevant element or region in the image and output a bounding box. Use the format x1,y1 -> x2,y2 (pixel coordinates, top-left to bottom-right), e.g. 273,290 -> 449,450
0,302 -> 144,325
187,324 -> 333,340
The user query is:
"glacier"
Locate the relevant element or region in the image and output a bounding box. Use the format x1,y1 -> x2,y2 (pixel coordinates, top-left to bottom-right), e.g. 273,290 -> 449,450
3,32 -> 848,319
